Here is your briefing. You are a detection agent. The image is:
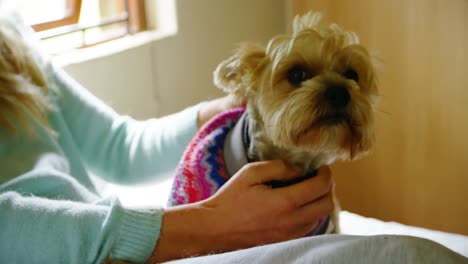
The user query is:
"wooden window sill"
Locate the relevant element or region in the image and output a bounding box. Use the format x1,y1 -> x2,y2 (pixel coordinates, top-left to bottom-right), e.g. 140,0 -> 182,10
49,28 -> 177,67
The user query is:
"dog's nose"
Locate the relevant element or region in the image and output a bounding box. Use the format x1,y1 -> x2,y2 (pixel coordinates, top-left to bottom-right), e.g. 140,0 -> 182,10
324,85 -> 350,108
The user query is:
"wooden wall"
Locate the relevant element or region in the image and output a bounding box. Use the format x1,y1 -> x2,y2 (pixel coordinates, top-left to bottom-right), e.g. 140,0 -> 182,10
292,0 -> 468,235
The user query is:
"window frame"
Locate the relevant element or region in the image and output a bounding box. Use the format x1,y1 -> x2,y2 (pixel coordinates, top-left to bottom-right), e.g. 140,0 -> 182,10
31,0 -> 147,46
31,0 -> 82,32
127,0 -> 147,32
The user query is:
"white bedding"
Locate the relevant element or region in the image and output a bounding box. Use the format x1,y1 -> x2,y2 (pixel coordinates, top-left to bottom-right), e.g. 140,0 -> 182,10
99,177 -> 468,257
340,211 -> 468,257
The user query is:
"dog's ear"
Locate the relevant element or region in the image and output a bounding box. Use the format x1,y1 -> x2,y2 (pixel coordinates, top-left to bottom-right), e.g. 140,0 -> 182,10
214,43 -> 266,99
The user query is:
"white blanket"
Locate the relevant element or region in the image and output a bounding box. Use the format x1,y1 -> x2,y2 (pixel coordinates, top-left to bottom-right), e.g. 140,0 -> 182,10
166,235 -> 466,264
340,211 -> 468,257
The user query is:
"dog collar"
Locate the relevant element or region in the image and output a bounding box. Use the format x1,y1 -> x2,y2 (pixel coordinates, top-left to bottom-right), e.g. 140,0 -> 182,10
223,110 -> 319,183
223,111 -> 250,177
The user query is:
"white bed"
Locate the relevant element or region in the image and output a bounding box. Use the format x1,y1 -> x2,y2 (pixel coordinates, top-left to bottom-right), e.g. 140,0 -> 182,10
99,177 -> 468,258
339,211 -> 468,257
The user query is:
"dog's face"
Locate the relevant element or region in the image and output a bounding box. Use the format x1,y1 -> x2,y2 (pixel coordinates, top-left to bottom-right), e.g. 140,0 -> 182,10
214,13 -> 379,161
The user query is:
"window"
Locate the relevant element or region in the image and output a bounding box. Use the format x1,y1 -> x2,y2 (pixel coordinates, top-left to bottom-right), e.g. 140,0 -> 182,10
18,0 -> 147,53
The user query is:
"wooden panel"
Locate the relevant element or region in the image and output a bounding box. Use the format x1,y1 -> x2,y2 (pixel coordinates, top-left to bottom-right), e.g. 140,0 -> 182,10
293,0 -> 468,235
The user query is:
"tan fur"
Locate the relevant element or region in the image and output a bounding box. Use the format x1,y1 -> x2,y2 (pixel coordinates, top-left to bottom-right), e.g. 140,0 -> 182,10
214,12 -> 380,233
0,23 -> 52,136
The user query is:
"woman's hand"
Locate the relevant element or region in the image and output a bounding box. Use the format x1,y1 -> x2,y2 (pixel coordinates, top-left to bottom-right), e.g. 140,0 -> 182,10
149,160 -> 334,263
197,95 -> 245,128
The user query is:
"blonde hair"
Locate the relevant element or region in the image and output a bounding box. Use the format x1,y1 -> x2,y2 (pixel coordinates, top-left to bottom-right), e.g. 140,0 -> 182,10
0,23 -> 52,136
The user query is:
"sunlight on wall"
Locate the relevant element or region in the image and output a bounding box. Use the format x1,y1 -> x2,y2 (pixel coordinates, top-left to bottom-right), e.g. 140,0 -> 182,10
148,0 -> 178,34
18,0 -> 67,25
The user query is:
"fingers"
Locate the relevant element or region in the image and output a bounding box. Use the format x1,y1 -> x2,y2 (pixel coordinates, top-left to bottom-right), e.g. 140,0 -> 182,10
237,162 -> 334,207
197,95 -> 243,128
294,191 -> 335,225
237,160 -> 303,185
224,94 -> 246,108
268,192 -> 334,241
275,192 -> 334,241
275,165 -> 333,207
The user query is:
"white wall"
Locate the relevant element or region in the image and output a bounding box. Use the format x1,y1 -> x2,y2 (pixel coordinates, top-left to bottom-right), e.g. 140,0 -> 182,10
63,0 -> 286,119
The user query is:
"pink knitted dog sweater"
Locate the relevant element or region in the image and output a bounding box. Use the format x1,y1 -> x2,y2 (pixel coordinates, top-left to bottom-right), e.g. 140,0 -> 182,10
168,108 -> 244,206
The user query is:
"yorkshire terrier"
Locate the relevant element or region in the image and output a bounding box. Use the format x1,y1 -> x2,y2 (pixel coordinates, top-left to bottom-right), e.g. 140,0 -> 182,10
168,12 -> 379,235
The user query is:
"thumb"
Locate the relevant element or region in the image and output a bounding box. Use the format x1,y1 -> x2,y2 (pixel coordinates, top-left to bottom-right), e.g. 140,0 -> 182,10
239,160 -> 303,185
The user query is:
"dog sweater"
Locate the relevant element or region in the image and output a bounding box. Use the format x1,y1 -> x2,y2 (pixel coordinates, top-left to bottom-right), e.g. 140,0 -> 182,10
168,108 -> 244,205
168,108 -> 331,235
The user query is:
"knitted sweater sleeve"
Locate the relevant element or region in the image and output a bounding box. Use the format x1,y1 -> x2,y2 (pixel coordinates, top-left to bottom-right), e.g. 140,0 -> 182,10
0,190 -> 162,263
0,119 -> 165,263
49,65 -> 200,184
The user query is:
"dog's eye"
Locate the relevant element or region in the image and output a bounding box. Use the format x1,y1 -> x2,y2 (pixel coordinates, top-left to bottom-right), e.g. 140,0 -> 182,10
343,69 -> 359,82
287,66 -> 312,86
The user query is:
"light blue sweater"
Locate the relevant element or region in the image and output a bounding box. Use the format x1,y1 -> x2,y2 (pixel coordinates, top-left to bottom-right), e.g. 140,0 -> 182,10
0,63 -> 200,263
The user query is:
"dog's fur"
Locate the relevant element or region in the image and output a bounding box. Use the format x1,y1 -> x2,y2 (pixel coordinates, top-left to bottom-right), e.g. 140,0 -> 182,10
214,12 -> 379,232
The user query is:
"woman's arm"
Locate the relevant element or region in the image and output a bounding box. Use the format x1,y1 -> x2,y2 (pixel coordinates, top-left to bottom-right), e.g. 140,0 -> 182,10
49,65 -> 199,184
49,65 -> 241,184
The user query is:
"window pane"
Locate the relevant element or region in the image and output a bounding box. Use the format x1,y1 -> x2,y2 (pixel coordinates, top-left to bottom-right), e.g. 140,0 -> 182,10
18,0 -> 71,25
79,0 -> 125,25
17,0 -> 146,54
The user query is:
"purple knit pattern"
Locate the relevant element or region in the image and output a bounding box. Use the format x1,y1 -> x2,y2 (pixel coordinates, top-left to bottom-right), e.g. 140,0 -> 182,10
167,108 -> 245,206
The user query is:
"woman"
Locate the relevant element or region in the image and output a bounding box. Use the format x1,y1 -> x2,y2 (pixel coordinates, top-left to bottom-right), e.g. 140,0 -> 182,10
0,16 -> 334,263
